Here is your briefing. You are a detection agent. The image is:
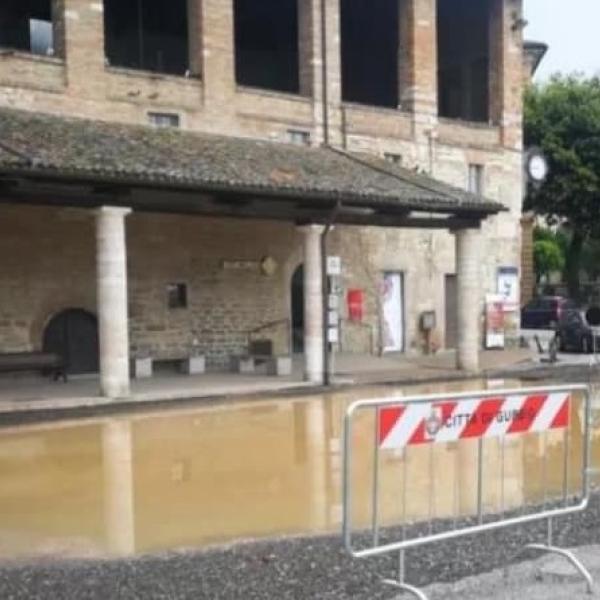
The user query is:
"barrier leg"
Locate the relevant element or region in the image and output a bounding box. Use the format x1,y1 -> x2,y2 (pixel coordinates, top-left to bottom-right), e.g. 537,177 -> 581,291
382,550 -> 429,600
503,518 -> 595,595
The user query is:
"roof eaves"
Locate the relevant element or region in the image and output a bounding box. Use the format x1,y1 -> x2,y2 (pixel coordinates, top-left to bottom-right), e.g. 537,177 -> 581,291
0,162 -> 504,216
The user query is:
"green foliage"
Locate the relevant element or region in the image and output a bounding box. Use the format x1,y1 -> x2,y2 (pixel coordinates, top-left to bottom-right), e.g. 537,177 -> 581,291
533,239 -> 565,282
525,76 -> 600,233
533,226 -> 569,252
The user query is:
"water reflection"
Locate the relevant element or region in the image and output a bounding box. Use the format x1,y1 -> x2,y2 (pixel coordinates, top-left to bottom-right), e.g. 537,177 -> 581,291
0,380 -> 597,561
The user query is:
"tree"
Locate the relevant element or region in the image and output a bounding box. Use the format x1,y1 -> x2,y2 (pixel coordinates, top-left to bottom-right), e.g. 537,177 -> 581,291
525,76 -> 600,299
533,238 -> 564,284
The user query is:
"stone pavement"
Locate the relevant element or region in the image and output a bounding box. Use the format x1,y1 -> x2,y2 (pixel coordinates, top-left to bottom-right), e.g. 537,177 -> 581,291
0,349 -> 534,418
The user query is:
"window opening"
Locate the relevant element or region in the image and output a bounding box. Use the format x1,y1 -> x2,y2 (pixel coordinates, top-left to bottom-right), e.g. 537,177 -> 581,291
148,112 -> 181,128
287,129 -> 311,146
234,0 -> 300,93
104,0 -> 189,76
340,0 -> 399,108
0,0 -> 54,56
167,283 -> 188,309
437,0 -> 492,122
468,164 -> 485,195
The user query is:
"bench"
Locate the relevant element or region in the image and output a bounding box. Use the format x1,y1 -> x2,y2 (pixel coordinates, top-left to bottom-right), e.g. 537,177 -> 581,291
232,354 -> 292,376
231,340 -> 292,377
131,355 -> 206,379
0,352 -> 67,382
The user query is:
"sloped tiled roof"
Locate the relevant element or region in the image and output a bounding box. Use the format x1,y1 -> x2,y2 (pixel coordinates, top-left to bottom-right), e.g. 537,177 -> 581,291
0,108 -> 504,216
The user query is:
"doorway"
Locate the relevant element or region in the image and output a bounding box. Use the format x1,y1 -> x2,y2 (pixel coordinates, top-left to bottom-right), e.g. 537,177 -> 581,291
42,309 -> 99,375
445,274 -> 458,349
381,272 -> 405,353
291,265 -> 304,353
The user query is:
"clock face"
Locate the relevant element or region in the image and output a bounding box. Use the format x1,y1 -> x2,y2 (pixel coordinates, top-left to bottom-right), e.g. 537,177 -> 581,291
528,154 -> 548,182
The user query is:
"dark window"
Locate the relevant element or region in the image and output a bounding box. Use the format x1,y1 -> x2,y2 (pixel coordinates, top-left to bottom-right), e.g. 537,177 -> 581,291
0,0 -> 53,56
167,283 -> 188,309
437,0 -> 491,122
234,0 -> 299,93
340,0 -> 399,108
104,0 -> 189,76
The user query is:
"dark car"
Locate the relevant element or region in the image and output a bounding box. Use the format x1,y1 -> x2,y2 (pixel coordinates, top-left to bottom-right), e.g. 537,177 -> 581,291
556,309 -> 600,353
520,296 -> 576,329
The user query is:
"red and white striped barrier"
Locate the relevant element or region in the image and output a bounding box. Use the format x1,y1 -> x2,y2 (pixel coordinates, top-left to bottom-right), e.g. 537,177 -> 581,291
379,392 -> 570,449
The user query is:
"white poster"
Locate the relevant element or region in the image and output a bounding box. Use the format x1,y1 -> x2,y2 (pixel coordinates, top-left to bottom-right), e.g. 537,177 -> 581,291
382,273 -> 404,352
486,294 -> 505,349
497,267 -> 519,311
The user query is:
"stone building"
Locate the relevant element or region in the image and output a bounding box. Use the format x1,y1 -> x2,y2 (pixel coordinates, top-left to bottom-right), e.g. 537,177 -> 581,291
0,0 -> 526,397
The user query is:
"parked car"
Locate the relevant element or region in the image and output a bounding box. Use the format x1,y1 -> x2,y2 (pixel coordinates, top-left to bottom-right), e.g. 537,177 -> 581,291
520,296 -> 577,329
556,309 -> 600,353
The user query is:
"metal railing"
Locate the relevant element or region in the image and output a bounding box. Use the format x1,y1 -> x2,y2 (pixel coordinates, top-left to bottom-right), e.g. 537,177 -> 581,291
342,384 -> 594,598
245,318 -> 291,353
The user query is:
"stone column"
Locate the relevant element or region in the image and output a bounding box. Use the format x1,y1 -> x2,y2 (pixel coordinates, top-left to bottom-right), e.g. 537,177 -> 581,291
62,0 -> 106,97
299,225 -> 325,384
398,0 -> 438,117
298,0 -> 317,98
398,0 -> 438,171
96,206 -> 131,398
102,419 -> 135,556
187,0 -> 203,77
489,0 -> 524,150
196,0 -> 236,128
51,0 -> 66,59
298,0 -> 343,146
455,229 -> 481,372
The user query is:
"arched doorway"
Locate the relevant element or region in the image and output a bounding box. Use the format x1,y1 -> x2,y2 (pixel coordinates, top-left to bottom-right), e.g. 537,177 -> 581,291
291,265 -> 304,353
42,309 -> 99,375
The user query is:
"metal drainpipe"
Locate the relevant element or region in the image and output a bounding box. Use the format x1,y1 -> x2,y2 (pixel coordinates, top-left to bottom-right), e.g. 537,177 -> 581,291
320,0 -> 329,146
321,202 -> 341,386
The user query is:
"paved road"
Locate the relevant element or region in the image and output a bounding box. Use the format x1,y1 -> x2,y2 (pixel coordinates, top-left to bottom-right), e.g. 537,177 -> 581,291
424,545 -> 600,599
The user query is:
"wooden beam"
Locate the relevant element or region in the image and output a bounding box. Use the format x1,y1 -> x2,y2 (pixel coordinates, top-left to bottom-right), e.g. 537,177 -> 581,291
0,179 -> 485,229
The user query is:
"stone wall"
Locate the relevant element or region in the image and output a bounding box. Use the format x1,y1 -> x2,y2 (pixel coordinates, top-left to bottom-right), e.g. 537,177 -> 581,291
0,206 -> 302,367
520,213 -> 536,305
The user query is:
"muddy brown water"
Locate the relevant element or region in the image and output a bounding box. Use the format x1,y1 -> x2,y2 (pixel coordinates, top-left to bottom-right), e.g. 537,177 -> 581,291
0,380 -> 598,561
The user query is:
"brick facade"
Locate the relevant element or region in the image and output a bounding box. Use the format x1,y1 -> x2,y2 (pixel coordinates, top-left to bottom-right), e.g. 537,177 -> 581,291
0,0 -> 525,365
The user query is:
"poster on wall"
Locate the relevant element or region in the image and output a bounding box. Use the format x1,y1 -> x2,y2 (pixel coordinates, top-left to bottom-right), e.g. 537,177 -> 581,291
382,273 -> 404,353
347,289 -> 364,322
497,267 -> 519,311
486,294 -> 505,349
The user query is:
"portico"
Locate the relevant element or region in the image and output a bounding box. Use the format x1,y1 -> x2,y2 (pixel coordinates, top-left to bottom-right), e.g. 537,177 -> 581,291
0,108 -> 501,398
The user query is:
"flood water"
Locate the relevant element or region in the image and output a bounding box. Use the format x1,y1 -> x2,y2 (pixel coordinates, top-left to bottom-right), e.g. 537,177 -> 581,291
0,380 -> 598,561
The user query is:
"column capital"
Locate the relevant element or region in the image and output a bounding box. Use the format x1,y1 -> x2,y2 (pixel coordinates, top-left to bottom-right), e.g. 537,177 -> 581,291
97,206 -> 133,219
451,226 -> 482,236
297,223 -> 326,236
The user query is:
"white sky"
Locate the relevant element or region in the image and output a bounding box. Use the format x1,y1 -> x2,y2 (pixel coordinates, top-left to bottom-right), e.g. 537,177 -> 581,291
524,0 -> 600,80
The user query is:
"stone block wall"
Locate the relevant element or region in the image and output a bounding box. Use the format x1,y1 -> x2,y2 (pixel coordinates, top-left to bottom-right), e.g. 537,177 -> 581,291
0,206 -> 96,352
520,213 -> 535,305
0,206 -> 304,367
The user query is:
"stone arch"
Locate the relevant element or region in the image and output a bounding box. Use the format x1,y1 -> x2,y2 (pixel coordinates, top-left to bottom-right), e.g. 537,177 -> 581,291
42,308 -> 99,375
282,242 -> 304,354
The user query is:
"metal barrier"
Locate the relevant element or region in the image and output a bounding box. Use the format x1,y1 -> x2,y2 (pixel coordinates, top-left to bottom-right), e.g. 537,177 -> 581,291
342,384 -> 594,598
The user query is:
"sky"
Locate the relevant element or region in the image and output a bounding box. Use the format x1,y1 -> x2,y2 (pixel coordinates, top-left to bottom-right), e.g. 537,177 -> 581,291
524,0 -> 600,80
